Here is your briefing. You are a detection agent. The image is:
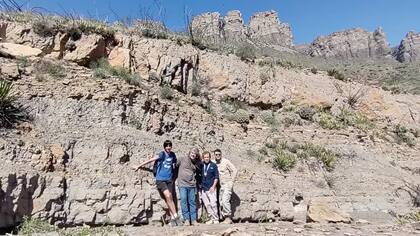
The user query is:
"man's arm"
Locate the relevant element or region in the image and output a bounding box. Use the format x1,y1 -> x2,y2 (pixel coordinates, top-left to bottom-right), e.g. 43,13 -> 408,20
133,155 -> 159,171
227,159 -> 238,180
210,164 -> 219,192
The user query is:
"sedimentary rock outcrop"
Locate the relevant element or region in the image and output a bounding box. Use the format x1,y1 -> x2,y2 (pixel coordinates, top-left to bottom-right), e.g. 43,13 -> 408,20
191,10 -> 293,48
394,31 -> 420,62
308,27 -> 390,59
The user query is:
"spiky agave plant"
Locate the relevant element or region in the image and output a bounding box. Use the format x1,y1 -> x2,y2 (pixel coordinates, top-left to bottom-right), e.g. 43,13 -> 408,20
0,80 -> 24,127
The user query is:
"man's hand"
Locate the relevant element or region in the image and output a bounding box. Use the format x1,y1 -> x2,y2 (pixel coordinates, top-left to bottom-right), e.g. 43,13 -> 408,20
131,165 -> 140,171
209,186 -> 216,193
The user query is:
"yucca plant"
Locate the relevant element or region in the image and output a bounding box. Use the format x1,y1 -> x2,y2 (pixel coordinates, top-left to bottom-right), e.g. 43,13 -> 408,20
0,80 -> 24,128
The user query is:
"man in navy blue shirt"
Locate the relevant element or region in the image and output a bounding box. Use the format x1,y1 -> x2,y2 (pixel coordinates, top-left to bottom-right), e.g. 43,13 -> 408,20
200,151 -> 220,224
133,140 -> 181,226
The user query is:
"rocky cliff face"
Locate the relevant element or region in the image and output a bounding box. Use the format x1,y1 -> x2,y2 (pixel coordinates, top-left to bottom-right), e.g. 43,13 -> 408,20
191,10 -> 293,48
0,15 -> 420,231
394,31 -> 420,62
308,27 -> 390,59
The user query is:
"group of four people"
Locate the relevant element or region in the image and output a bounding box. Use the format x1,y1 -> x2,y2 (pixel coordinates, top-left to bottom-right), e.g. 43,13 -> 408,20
133,140 -> 238,226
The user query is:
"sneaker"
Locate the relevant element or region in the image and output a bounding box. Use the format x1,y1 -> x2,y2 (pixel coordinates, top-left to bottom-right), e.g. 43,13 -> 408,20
175,216 -> 183,226
213,220 -> 220,224
222,217 -> 233,224
205,220 -> 213,225
183,220 -> 191,226
191,221 -> 199,226
169,219 -> 177,227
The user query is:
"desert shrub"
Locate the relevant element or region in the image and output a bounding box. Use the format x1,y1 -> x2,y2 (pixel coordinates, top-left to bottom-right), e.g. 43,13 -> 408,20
74,19 -> 116,38
91,58 -> 143,86
299,143 -> 336,171
318,112 -> 343,130
325,175 -> 336,189
393,124 -> 416,147
133,20 -> 168,39
396,211 -> 420,224
260,110 -> 277,126
276,60 -> 298,69
235,43 -> 256,61
34,60 -> 65,78
311,67 -> 318,74
160,85 -> 174,100
345,87 -> 367,108
327,69 -> 345,81
32,18 -> 56,37
272,148 -> 296,171
297,106 -> 317,121
225,109 -> 249,124
18,216 -> 55,235
337,109 -> 375,131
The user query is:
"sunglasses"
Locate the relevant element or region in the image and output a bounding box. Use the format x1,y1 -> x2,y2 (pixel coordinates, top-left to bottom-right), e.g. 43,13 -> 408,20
214,153 -> 221,156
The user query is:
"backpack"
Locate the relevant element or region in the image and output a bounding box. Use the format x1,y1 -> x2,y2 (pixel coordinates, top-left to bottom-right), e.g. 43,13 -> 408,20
153,151 -> 177,177
152,152 -> 163,177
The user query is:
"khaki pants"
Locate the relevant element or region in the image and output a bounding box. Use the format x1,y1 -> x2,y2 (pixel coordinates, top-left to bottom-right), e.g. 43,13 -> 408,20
220,184 -> 233,217
201,190 -> 218,221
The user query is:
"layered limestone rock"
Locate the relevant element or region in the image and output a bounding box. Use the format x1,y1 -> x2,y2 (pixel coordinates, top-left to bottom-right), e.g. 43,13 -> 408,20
223,10 -> 247,42
308,27 -> 390,59
191,10 -> 294,48
394,31 -> 420,62
248,10 -> 293,47
191,12 -> 223,44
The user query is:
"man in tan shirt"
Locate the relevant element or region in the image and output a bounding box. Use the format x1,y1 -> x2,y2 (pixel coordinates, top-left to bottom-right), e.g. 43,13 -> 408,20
214,149 -> 238,224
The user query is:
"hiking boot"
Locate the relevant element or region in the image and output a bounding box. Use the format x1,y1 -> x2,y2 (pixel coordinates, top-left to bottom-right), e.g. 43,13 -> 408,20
191,220 -> 199,226
222,217 -> 233,224
183,220 -> 190,226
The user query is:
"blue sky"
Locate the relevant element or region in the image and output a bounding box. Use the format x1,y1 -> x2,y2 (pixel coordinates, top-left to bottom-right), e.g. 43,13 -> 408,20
21,0 -> 420,46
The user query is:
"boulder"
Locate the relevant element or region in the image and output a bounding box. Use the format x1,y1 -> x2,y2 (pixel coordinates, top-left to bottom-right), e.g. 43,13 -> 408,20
108,47 -> 131,69
307,200 -> 351,223
63,34 -> 106,66
0,62 -> 20,79
0,42 -> 42,58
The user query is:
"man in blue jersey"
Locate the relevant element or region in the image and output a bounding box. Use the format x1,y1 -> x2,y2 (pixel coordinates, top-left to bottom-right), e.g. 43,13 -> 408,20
133,140 -> 181,226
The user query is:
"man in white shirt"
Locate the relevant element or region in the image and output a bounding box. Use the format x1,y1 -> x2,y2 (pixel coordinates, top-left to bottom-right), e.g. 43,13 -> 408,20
214,149 -> 238,224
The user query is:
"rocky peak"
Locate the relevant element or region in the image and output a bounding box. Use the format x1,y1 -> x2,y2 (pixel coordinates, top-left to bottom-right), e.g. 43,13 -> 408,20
394,31 -> 420,62
223,10 -> 247,41
308,27 -> 390,60
191,10 -> 294,48
191,12 -> 224,42
248,10 -> 293,47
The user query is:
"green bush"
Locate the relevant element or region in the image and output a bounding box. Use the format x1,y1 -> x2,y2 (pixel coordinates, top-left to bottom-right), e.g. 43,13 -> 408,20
260,110 -> 277,126
297,106 -> 317,121
160,85 -> 174,100
133,20 -> 168,39
18,216 -> 55,235
318,113 -> 343,130
91,58 -> 143,86
393,124 -> 416,147
32,19 -> 56,37
299,143 -> 336,171
327,69 -> 345,81
35,60 -> 66,78
225,109 -> 250,124
235,43 -> 256,61
272,149 -> 296,171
